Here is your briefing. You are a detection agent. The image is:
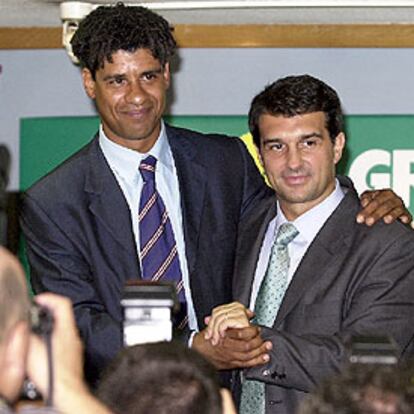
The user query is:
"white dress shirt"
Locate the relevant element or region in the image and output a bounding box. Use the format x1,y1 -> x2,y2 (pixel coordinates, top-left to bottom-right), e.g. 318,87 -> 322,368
250,179 -> 345,309
99,122 -> 198,331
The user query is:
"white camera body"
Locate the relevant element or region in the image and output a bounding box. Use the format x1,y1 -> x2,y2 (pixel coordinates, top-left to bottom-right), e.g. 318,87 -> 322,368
121,282 -> 177,346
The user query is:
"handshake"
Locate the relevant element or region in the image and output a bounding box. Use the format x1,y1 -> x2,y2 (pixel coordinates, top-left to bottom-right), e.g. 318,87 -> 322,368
193,302 -> 272,370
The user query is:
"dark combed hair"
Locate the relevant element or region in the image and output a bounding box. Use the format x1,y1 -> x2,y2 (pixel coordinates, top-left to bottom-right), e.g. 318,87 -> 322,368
96,341 -> 223,414
249,74 -> 344,148
71,2 -> 177,77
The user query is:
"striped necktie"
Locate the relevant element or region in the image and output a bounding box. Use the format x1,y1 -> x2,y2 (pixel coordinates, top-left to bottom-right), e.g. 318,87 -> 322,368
239,222 -> 299,414
138,155 -> 187,328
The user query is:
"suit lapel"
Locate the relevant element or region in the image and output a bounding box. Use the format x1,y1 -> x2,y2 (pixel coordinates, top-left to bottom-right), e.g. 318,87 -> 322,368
274,188 -> 359,326
234,197 -> 277,306
167,126 -> 207,274
84,137 -> 139,266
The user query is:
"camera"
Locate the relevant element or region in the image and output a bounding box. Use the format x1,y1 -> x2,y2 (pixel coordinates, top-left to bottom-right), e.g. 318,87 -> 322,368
21,304 -> 54,401
121,281 -> 178,346
30,303 -> 54,336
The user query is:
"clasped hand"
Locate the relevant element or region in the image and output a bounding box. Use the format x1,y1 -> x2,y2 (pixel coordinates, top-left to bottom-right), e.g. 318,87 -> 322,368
193,302 -> 272,370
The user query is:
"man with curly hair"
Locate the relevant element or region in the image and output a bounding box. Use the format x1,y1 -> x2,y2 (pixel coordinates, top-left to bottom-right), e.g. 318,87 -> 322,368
21,3 -> 273,385
20,3 -> 411,386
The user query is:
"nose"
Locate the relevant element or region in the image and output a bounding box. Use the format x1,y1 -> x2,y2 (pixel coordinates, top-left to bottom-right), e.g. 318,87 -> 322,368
286,147 -> 302,170
125,80 -> 147,105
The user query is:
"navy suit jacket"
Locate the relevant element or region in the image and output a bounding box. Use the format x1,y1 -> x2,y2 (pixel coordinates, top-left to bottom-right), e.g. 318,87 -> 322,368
21,124 -> 271,383
233,180 -> 414,414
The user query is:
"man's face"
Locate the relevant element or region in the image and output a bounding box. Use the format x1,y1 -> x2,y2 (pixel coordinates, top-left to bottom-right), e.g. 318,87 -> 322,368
82,48 -> 170,153
259,111 -> 345,220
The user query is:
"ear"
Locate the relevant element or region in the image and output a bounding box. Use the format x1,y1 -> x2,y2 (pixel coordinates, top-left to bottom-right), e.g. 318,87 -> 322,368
162,63 -> 171,89
82,68 -> 96,99
0,322 -> 30,402
333,132 -> 346,165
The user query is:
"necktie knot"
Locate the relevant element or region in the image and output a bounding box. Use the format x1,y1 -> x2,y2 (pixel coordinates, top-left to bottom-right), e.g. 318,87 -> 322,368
139,155 -> 157,182
275,222 -> 299,247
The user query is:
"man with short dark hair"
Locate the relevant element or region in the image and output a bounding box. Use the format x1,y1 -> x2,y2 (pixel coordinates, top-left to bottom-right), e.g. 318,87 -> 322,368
97,341 -> 236,414
20,4 -> 411,386
205,75 -> 414,414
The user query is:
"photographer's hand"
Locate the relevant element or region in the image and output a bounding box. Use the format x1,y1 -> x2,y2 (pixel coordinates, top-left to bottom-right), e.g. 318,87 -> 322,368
26,292 -> 112,414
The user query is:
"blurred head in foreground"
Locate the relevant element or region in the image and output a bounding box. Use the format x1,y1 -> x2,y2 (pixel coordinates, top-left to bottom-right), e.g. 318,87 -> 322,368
97,341 -> 228,414
298,363 -> 414,414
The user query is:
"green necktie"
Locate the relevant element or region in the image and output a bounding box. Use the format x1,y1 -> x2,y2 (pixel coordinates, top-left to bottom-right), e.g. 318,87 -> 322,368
240,222 -> 299,414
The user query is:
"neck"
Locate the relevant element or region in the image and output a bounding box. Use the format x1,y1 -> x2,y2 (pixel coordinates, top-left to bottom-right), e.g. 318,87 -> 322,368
279,182 -> 337,221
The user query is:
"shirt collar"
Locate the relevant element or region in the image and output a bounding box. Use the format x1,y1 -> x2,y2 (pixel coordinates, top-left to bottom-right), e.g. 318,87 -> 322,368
98,121 -> 173,180
275,179 -> 345,244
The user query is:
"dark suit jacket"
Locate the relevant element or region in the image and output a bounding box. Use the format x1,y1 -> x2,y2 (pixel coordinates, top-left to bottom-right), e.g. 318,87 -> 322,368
233,181 -> 414,414
21,124 -> 271,383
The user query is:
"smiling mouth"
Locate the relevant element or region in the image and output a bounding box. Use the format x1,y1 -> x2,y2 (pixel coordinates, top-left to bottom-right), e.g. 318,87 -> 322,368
122,106 -> 152,119
283,175 -> 310,185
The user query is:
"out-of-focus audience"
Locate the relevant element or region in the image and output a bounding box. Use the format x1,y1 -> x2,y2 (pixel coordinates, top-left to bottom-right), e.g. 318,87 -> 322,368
0,246 -> 112,414
96,341 -> 237,414
3,241 -> 412,414
298,362 -> 414,414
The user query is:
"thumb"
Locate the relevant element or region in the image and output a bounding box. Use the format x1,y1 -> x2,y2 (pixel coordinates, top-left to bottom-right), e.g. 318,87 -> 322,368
26,334 -> 49,395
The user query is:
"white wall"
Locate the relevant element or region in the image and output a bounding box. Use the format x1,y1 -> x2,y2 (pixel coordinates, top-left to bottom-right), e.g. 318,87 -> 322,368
1,47 -> 414,189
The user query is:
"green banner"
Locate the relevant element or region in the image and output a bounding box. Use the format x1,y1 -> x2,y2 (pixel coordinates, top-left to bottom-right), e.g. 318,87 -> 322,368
20,115 -> 414,215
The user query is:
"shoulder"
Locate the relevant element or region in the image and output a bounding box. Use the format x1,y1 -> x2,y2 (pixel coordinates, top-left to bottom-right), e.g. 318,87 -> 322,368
165,124 -> 253,170
23,137 -> 99,211
322,182 -> 414,255
342,193 -> 414,252
166,124 -> 245,150
361,219 -> 414,248
25,138 -> 97,198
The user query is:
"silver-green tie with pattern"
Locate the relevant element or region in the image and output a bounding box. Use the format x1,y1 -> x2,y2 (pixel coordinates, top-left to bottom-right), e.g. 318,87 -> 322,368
239,222 -> 299,414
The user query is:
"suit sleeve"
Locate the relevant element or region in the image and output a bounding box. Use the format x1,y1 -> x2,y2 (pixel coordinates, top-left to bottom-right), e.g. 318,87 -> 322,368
20,192 -> 122,384
244,231 -> 414,392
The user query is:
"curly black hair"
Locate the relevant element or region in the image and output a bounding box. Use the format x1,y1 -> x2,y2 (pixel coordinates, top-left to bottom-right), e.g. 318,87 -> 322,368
71,2 -> 177,78
249,74 -> 344,148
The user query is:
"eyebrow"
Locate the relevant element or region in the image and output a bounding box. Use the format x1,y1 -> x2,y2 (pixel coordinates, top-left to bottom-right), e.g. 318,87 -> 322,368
102,67 -> 163,82
300,132 -> 323,139
262,131 -> 323,144
143,68 -> 163,75
102,73 -> 126,82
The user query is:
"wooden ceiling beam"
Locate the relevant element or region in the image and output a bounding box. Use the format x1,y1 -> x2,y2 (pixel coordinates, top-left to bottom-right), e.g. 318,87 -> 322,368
1,24 -> 414,49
